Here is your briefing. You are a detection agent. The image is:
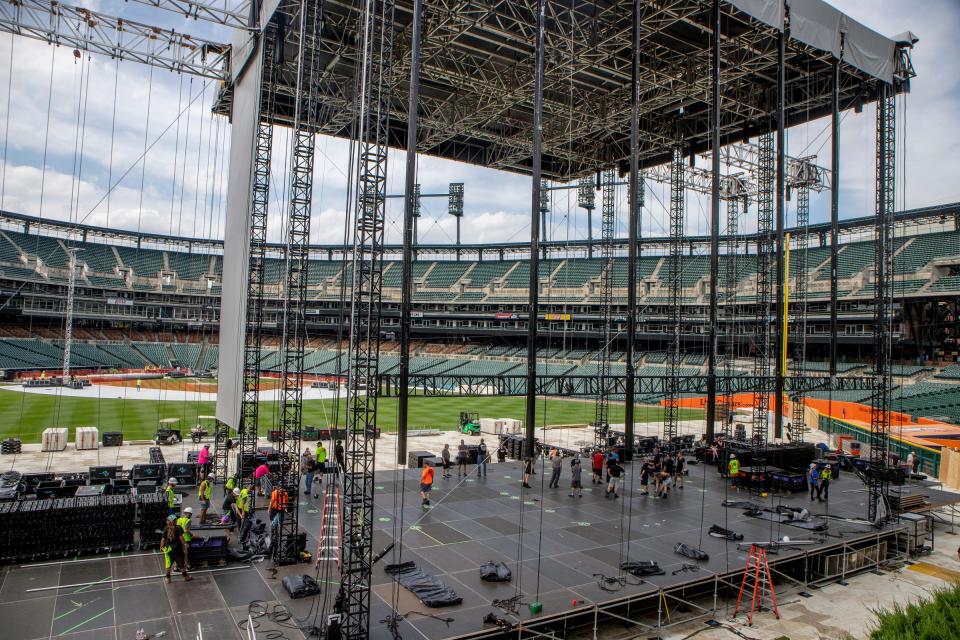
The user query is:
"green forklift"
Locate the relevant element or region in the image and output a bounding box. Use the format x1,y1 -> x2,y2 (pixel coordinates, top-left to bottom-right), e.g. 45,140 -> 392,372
457,411 -> 482,435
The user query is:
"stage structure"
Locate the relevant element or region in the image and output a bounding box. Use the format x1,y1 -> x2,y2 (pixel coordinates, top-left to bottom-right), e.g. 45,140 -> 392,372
0,0 -> 912,636
592,169 -> 617,449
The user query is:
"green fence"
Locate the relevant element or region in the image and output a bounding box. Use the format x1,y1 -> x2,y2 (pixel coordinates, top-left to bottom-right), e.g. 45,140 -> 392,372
818,415 -> 941,478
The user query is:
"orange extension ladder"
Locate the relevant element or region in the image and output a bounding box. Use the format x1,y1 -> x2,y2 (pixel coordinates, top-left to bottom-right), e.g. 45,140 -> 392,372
734,544 -> 780,626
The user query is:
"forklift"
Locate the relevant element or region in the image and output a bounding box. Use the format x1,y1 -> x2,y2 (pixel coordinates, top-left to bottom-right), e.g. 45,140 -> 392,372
458,411 -> 481,435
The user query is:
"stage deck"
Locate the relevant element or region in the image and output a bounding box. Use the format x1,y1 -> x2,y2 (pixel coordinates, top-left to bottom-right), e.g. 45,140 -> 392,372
0,459 -> 952,640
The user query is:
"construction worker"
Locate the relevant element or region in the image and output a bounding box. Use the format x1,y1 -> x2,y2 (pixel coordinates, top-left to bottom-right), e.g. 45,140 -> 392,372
165,478 -> 179,516
237,486 -> 251,523
136,378 -> 142,392
224,473 -> 236,497
160,514 -> 191,583
269,486 -> 289,528
728,454 -> 740,492
419,460 -> 434,507
315,441 -> 328,491
254,463 -> 271,496
197,474 -> 213,524
176,507 -> 194,568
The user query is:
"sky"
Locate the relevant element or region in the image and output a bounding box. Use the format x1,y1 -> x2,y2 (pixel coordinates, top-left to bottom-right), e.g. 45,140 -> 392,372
0,0 -> 958,250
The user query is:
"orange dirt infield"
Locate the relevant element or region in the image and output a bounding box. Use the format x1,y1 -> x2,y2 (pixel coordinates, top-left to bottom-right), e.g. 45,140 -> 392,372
98,378 -> 283,393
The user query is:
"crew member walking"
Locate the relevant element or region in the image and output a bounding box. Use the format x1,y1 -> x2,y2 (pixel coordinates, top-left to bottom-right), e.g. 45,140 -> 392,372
198,444 -> 211,477
419,461 -> 434,507
591,449 -> 604,484
441,444 -> 452,478
569,455 -> 583,498
477,439 -> 488,477
161,515 -> 191,582
176,507 -> 194,568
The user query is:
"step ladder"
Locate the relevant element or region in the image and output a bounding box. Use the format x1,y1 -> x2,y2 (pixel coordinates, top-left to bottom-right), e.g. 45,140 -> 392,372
734,544 -> 780,626
316,482 -> 342,567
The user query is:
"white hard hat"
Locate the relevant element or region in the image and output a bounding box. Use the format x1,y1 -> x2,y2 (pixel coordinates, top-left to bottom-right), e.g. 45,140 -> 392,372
232,488 -> 240,495
183,507 -> 193,515
168,478 -> 178,485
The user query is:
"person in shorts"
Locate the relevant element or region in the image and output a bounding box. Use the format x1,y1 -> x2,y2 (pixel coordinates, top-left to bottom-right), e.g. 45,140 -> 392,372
639,458 -> 652,496
605,459 -> 624,499
569,455 -> 583,498
674,451 -> 686,490
591,450 -> 604,484
419,461 -> 434,507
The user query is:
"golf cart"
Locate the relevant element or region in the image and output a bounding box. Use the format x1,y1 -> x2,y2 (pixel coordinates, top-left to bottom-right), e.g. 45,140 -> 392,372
458,412 -> 481,435
191,415 -> 217,443
154,418 -> 182,445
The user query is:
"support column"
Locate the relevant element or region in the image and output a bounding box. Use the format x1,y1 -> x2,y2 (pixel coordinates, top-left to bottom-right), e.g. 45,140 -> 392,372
624,0 -> 642,461
663,143 -> 684,450
593,169 -> 616,449
524,0 -> 546,457
706,0 -> 721,441
397,0 -> 422,466
829,54 -> 840,378
774,28 -> 786,441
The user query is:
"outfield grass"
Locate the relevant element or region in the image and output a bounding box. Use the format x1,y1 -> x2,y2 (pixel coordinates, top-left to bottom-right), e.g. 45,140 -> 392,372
0,387 -> 704,443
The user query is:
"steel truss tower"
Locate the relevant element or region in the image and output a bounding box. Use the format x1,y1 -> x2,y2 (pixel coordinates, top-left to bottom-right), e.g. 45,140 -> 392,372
273,0 -> 323,565
790,182 -> 811,443
593,169 -> 616,448
869,82 -> 896,523
340,0 -> 395,635
752,132 -> 775,459
235,26 -> 278,498
723,196 -> 742,436
662,145 -> 684,450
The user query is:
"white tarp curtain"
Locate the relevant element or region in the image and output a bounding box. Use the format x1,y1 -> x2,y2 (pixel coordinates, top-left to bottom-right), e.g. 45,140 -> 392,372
727,0 -> 901,84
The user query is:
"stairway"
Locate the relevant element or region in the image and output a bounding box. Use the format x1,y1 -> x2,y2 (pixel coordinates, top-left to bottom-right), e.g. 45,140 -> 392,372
316,482 -> 341,566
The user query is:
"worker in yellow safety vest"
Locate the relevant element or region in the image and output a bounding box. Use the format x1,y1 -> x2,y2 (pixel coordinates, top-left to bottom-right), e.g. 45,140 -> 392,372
197,474 -> 213,524
165,477 -> 179,516
237,486 -> 251,522
160,515 -> 191,583
176,507 -> 194,567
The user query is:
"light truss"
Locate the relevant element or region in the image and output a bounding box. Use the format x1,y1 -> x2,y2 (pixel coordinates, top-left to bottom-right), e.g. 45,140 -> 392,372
869,82 -> 895,523
340,0 -> 395,635
592,168 -> 615,448
789,182 -> 811,443
0,0 -> 230,80
215,0 -> 897,181
662,144 -> 684,450
128,0 -> 254,29
723,195 -> 741,437
752,132 -> 774,464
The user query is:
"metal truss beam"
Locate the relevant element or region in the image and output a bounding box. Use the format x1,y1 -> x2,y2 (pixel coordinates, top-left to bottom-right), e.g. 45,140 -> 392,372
662,144 -> 684,450
752,132 -> 775,467
340,0 -> 395,635
723,196 -> 742,437
789,183 -> 811,443
593,168 -> 615,448
274,0 -> 322,565
0,0 -> 230,80
389,374 -> 877,399
869,82 -> 895,523
127,0 -> 255,30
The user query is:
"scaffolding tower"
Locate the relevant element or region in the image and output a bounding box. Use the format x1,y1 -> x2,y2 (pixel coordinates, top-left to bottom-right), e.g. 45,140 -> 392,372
789,173 -> 812,443
752,132 -> 775,457
593,168 -> 616,448
869,81 -> 896,523
662,145 -> 684,450
339,0 -> 395,635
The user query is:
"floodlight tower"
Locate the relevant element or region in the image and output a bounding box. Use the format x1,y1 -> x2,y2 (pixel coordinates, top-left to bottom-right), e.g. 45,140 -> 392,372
448,182 -> 464,249
578,176 -> 596,257
411,183 -> 421,246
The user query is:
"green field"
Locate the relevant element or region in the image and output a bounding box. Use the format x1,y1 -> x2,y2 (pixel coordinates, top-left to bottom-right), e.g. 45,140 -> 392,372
0,387 -> 703,443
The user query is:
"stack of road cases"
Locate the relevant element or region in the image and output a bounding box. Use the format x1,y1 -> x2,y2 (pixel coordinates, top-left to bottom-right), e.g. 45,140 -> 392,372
75,427 -> 99,450
41,428 -> 68,452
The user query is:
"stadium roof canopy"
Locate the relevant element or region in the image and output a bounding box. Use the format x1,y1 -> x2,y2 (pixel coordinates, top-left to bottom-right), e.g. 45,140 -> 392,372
216,0 -> 915,181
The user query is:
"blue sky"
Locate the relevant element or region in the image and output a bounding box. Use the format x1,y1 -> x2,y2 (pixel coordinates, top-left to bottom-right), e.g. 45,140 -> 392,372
0,0 -> 957,248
